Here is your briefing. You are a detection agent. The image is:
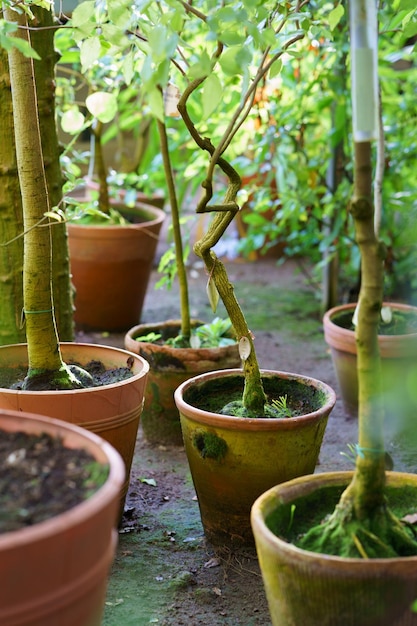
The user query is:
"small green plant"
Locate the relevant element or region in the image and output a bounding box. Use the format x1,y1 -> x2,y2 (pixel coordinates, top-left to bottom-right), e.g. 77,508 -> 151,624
134,318 -> 235,349
270,395 -> 293,419
134,332 -> 162,344
190,317 -> 236,349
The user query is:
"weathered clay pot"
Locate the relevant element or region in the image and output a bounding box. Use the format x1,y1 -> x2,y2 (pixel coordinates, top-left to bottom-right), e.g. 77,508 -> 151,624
174,369 -> 336,546
0,408 -> 125,626
0,342 -> 149,518
323,303 -> 417,434
68,202 -> 165,330
125,320 -> 240,445
251,471 -> 417,626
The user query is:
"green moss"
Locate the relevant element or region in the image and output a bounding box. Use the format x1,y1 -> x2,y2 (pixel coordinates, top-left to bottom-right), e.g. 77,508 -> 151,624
193,431 -> 228,460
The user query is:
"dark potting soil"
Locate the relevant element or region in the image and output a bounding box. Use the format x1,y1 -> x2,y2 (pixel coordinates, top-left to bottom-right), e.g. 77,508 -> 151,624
0,359 -> 134,391
184,374 -> 327,418
334,308 -> 417,335
0,429 -> 109,533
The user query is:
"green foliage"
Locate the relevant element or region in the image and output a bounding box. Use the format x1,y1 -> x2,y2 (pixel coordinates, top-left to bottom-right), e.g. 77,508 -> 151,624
134,318 -> 235,349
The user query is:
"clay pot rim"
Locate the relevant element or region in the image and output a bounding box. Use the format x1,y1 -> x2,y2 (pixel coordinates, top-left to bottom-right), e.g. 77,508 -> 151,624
251,470 -> 417,565
0,408 -> 124,546
0,342 -> 149,396
323,302 -> 417,357
324,302 -> 417,337
174,368 -> 336,430
66,202 -> 165,233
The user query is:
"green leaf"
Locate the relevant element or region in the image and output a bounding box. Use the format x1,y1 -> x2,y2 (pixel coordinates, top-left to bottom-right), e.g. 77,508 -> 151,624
61,108 -> 86,133
80,36 -> 101,72
206,276 -> 219,313
328,4 -> 344,31
140,477 -> 157,486
202,74 -> 223,119
71,1 -> 96,26
2,35 -> 41,59
148,88 -> 164,122
86,91 -> 118,123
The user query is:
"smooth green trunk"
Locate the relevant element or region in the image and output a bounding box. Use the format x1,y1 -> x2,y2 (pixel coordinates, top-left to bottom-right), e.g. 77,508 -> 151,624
32,6 -> 74,341
0,48 -> 25,345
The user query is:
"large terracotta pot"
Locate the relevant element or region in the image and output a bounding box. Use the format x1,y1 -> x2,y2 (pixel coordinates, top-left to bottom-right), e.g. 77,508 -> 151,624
0,343 -> 149,518
251,471 -> 417,626
125,319 -> 240,445
67,202 -> 165,330
0,408 -> 125,626
323,303 -> 417,427
174,369 -> 336,546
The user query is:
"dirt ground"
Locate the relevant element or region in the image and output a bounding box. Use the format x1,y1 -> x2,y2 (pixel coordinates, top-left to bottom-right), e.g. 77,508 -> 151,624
76,251 -> 417,626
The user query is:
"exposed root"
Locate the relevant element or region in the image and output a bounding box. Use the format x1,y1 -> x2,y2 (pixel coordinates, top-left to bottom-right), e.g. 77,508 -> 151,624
297,495 -> 417,558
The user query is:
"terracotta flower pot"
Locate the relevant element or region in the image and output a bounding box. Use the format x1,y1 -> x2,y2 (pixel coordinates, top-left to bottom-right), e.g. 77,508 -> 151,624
125,320 -> 240,445
0,343 -> 149,519
0,408 -> 125,626
251,471 -> 417,626
174,369 -> 336,546
323,303 -> 417,428
67,202 -> 165,330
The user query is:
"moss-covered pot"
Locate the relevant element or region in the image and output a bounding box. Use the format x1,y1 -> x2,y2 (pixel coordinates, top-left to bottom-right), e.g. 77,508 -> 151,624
323,303 -> 417,434
174,369 -> 336,546
124,320 -> 240,445
251,471 -> 417,626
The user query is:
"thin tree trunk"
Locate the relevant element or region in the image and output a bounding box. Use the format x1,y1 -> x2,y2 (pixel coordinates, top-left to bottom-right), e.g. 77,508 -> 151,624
6,7 -> 63,373
31,5 -> 74,341
0,48 -> 25,345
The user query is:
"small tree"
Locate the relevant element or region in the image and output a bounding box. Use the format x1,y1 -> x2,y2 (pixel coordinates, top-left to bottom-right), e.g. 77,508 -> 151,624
3,2 -> 86,389
298,0 -> 417,558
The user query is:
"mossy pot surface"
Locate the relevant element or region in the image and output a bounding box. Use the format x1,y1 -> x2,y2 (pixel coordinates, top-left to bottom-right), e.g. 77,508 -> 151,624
251,471 -> 417,626
125,320 -> 239,445
323,302 -> 417,425
174,369 -> 336,546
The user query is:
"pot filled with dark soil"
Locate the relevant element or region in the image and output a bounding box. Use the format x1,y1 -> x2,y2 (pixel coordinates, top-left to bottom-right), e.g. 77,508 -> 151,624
0,342 -> 149,518
323,303 -> 417,438
0,408 -> 125,626
174,368 -> 336,546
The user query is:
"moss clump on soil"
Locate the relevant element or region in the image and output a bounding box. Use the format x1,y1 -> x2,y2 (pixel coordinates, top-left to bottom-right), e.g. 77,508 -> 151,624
266,483 -> 417,559
333,308 -> 417,336
193,431 -> 228,460
184,374 -> 326,418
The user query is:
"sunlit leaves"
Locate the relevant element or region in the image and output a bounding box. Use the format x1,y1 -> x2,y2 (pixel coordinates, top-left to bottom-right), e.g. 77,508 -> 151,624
328,4 -> 345,31
86,91 -> 118,123
202,74 -> 223,118
61,108 -> 85,134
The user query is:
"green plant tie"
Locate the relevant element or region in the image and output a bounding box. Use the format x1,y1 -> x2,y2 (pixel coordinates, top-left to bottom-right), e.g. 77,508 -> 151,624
23,309 -> 54,314
355,444 -> 385,459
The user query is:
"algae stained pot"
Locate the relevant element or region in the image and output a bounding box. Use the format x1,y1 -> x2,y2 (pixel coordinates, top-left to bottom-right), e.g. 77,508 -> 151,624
323,302 -> 417,427
0,343 -> 149,518
0,408 -> 125,626
174,369 -> 336,546
251,471 -> 417,626
68,202 -> 165,330
124,319 -> 240,445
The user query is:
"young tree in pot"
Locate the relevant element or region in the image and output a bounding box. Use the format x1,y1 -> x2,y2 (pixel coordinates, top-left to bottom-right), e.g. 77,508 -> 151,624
4,3 -> 84,390
120,0 -> 336,544
251,3 -> 417,623
1,2 -> 150,520
0,5 -> 74,345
